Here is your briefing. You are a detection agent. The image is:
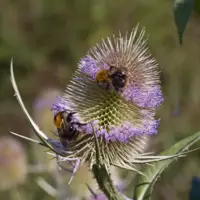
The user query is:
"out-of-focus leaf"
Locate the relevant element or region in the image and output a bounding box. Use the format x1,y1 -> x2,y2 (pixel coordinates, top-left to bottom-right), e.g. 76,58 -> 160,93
194,0 -> 200,14
173,0 -> 194,45
134,130 -> 200,200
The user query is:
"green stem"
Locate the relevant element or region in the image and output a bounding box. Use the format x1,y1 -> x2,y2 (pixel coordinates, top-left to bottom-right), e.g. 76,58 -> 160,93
92,163 -> 124,200
92,124 -> 124,200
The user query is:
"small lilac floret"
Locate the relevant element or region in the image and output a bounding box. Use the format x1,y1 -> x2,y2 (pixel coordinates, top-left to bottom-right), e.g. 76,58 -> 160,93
122,85 -> 164,109
82,119 -> 160,143
79,120 -> 99,134
104,119 -> 159,142
78,56 -> 109,80
51,96 -> 72,115
78,56 -> 99,80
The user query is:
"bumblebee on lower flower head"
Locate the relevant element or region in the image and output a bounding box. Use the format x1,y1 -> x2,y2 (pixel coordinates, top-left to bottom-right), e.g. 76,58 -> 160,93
54,111 -> 86,147
96,66 -> 127,92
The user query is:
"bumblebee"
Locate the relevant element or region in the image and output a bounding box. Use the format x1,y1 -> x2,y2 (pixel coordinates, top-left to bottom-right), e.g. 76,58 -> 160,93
54,111 -> 86,147
96,66 -> 127,91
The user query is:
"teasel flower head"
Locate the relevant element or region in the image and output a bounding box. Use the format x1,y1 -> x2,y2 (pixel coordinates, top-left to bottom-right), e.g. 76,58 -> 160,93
49,25 -> 164,171
0,136 -> 27,190
10,26 -> 171,181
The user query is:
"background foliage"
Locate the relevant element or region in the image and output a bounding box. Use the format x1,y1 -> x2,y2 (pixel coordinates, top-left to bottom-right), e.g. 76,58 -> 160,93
0,0 -> 200,200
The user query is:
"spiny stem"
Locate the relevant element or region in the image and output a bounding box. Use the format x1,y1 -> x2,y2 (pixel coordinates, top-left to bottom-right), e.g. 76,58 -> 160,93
92,124 -> 124,200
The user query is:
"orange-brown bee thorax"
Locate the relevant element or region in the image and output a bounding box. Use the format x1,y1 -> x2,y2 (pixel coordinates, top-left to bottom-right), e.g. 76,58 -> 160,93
54,112 -> 63,128
95,69 -> 109,83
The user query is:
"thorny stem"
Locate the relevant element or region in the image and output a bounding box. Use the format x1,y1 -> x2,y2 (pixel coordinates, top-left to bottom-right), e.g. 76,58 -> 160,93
92,124 -> 124,200
92,164 -> 124,200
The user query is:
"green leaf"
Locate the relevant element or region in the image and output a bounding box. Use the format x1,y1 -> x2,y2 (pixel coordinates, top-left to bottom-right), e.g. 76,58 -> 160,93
134,130 -> 200,200
173,0 -> 194,45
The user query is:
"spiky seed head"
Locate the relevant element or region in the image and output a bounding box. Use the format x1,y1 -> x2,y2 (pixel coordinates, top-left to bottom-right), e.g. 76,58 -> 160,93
51,26 -> 164,172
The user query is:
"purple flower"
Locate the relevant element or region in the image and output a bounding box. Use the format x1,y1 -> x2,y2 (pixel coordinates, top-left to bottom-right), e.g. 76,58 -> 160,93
78,56 -> 100,80
51,96 -> 73,115
49,26 -> 164,173
122,85 -> 164,109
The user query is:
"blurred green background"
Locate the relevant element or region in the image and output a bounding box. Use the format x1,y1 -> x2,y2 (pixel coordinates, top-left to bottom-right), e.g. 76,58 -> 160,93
0,0 -> 200,200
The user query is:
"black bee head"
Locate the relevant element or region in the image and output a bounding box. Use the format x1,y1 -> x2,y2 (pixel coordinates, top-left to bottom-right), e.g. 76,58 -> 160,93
110,69 -> 127,90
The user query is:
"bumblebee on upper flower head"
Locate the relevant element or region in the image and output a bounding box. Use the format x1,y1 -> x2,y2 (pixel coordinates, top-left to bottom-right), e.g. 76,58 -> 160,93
96,65 -> 127,92
54,111 -> 86,147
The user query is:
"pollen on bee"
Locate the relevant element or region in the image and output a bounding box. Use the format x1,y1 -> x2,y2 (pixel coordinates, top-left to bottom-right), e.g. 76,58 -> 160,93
95,69 -> 109,83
